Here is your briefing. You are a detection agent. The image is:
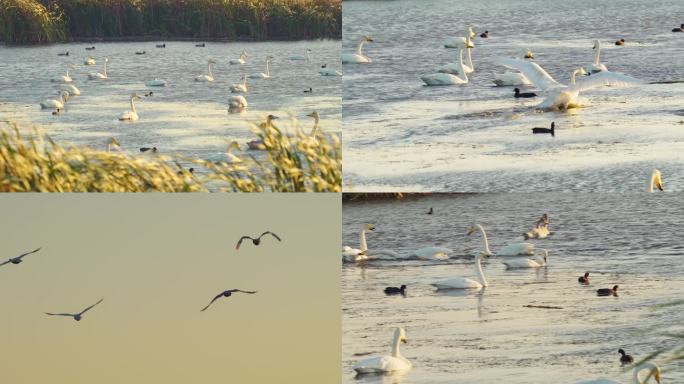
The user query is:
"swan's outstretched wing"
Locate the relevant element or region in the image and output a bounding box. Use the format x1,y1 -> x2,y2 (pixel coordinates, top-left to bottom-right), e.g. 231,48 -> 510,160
569,71 -> 642,93
79,298 -> 104,315
495,58 -> 560,91
259,231 -> 281,242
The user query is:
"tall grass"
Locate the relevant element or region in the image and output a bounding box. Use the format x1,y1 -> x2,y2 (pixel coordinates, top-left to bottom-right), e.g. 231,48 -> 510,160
0,0 -> 341,44
0,119 -> 341,192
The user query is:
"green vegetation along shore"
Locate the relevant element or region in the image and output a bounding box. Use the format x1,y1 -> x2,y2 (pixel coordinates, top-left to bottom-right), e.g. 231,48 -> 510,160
0,0 -> 341,44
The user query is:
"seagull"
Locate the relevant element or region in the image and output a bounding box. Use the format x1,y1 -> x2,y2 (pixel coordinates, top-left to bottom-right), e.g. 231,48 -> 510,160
235,231 -> 282,250
45,298 -> 104,321
0,247 -> 42,267
200,290 -> 257,312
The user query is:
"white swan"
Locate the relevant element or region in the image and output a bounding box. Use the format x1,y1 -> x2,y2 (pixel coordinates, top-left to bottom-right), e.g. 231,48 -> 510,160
413,246 -> 452,260
40,91 -> 69,109
494,50 -> 534,86
422,47 -> 469,86
51,64 -> 75,83
342,35 -> 373,64
249,56 -> 272,79
353,328 -> 411,374
229,50 -> 248,65
289,49 -> 312,61
464,223 -> 535,256
343,223 -> 374,262
502,250 -> 548,268
319,64 -> 342,76
88,58 -> 108,80
145,78 -> 167,87
495,58 -> 640,111
648,169 -> 663,192
228,95 -> 248,109
438,36 -> 474,74
576,362 -> 661,384
432,253 -> 489,290
584,40 -> 609,74
230,75 -> 248,93
84,55 -> 95,66
195,59 -> 216,82
118,93 -> 142,121
59,84 -> 81,96
107,137 -> 120,152
444,26 -> 476,48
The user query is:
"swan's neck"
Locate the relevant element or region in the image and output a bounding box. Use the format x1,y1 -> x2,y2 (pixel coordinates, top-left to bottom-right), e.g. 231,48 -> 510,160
391,334 -> 403,358
130,97 -> 136,113
571,70 -> 578,85
208,62 -> 213,77
66,67 -> 70,77
265,61 -> 270,76
475,256 -> 488,287
359,229 -> 368,251
633,363 -> 658,384
457,49 -> 468,82
476,224 -> 491,255
310,116 -> 320,136
593,43 -> 601,65
465,43 -> 473,70
103,61 -> 107,76
648,172 -> 656,193
356,40 -> 366,55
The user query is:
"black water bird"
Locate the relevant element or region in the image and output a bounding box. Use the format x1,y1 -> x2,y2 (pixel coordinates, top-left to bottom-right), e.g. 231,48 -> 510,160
235,231 -> 282,250
615,39 -> 625,46
156,43 -> 166,48
532,122 -> 555,136
672,24 -> 684,32
200,290 -> 257,312
578,272 -> 589,284
45,298 -> 103,321
57,52 -> 69,56
0,247 -> 42,267
144,92 -> 154,97
196,43 -> 206,47
85,46 -> 96,51
304,87 -> 313,93
619,349 -> 634,365
514,87 -> 537,98
135,51 -> 146,55
480,30 -> 489,38
597,285 -> 619,296
139,147 -> 157,153
384,285 -> 406,295
427,207 -> 434,215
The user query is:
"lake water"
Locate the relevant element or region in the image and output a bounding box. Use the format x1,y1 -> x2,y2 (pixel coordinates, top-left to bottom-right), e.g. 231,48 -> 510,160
342,0 -> 684,192
0,40 -> 341,169
343,193 -> 684,383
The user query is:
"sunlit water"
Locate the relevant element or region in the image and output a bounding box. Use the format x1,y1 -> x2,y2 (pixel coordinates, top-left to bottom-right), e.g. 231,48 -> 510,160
0,40 -> 341,170
343,194 -> 684,383
342,0 -> 684,192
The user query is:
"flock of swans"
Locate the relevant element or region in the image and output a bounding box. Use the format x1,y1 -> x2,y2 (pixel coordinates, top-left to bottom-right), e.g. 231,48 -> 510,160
345,214 -> 666,383
43,43 -> 335,151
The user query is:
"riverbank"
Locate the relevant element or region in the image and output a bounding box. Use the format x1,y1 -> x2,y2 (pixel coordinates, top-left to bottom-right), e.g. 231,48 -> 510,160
0,0 -> 341,44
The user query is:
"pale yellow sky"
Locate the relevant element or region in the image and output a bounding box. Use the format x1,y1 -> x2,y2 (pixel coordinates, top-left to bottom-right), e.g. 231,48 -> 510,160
0,194 -> 340,383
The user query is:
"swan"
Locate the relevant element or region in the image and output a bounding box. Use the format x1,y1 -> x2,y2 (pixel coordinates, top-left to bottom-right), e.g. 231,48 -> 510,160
524,225 -> 550,240
228,95 -> 248,109
59,84 -> 81,96
495,58 -> 640,111
432,253 -> 489,290
648,169 -> 663,192
319,63 -> 342,76
40,91 -> 69,109
444,26 -> 476,48
51,64 -> 75,83
343,223 -> 374,262
230,75 -> 248,93
107,137 -> 120,152
145,78 -> 167,87
84,55 -> 95,65
575,362 -> 661,384
584,40 -> 608,74
464,223 -> 536,256
342,35 -> 373,64
118,93 -> 142,121
195,59 -> 216,82
289,49 -> 312,61
229,50 -> 248,65
438,36 -> 474,74
88,58 -> 108,80
502,249 -> 548,268
494,50 -> 534,86
422,47 -> 469,86
246,115 -> 278,149
353,328 -> 411,374
249,56 -> 273,79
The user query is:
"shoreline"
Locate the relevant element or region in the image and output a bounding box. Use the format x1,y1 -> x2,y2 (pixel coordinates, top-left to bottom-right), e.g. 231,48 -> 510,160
1,36 -> 341,47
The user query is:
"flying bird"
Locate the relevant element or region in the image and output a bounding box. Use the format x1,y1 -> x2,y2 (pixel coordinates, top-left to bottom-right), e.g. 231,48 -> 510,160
235,231 -> 281,250
45,298 -> 104,321
0,247 -> 42,267
200,290 -> 257,312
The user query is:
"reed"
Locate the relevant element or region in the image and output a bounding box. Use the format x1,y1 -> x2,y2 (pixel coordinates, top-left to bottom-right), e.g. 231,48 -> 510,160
0,0 -> 66,43
0,119 -> 341,192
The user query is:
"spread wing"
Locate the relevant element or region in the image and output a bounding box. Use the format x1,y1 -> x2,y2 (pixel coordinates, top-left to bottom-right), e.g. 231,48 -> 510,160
201,292 -> 224,312
235,236 -> 252,250
0,260 -> 10,266
495,58 -> 560,91
79,298 -> 104,315
45,312 -> 74,317
15,247 -> 42,260
233,289 -> 258,294
569,71 -> 642,93
259,231 -> 281,242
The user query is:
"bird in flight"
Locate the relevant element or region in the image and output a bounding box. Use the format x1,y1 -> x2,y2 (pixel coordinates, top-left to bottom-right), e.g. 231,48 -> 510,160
200,290 -> 257,312
235,231 -> 281,250
45,298 -> 104,321
0,247 -> 42,267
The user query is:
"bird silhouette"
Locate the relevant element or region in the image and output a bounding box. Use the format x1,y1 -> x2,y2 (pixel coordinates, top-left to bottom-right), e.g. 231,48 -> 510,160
0,247 -> 42,267
200,290 -> 257,312
235,231 -> 281,250
45,298 -> 104,321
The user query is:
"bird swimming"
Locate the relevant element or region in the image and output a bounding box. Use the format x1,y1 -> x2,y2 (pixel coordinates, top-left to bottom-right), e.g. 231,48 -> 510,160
619,348 -> 635,365
139,147 -> 157,153
480,30 -> 489,38
304,87 -> 313,93
0,247 -> 41,267
200,289 -> 257,312
85,46 -> 96,50
648,169 -> 663,192
514,87 -> 537,98
235,231 -> 282,250
353,328 -> 411,374
384,285 -> 406,295
532,122 -> 555,137
156,43 -> 166,48
615,39 -> 625,46
45,298 -> 103,321
427,207 -> 433,215
597,285 -> 619,296
672,24 -> 684,32
135,51 -> 146,55
57,52 -> 69,56
578,272 -> 590,284
196,43 -> 206,47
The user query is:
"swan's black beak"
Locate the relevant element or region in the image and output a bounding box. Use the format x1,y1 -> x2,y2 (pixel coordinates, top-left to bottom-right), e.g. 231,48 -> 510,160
401,339 -> 407,344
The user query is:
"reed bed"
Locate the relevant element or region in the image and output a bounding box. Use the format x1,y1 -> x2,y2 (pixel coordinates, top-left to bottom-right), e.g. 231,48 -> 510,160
0,0 -> 341,43
0,120 -> 341,192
